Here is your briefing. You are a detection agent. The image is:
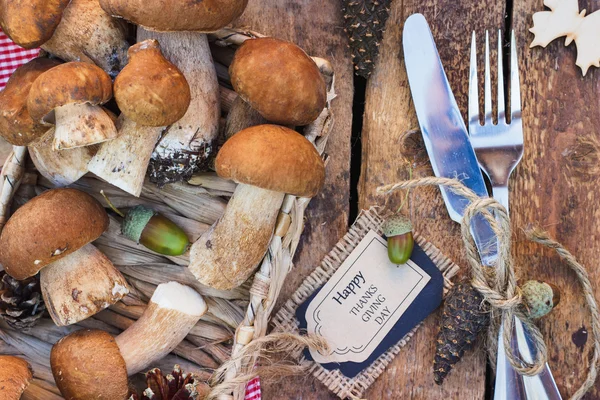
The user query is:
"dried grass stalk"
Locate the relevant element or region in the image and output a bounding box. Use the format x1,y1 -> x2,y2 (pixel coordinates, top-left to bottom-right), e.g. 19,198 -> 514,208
0,146 -> 26,231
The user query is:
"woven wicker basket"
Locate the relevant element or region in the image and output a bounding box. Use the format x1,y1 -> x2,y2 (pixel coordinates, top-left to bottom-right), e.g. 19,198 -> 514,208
0,27 -> 335,400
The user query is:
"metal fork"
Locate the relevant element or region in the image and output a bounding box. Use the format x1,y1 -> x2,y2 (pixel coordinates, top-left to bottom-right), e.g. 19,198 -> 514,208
469,30 -> 523,213
469,31 -> 561,400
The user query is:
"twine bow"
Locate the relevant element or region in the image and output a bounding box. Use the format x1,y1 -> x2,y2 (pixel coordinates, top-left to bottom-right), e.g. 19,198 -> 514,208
378,176 -> 600,400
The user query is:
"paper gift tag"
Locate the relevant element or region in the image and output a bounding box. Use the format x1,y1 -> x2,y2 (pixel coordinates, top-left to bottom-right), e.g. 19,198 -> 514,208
297,230 -> 444,378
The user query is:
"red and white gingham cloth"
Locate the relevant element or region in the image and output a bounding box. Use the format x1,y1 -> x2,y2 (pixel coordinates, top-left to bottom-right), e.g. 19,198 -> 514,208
0,29 -> 40,89
0,28 -> 263,400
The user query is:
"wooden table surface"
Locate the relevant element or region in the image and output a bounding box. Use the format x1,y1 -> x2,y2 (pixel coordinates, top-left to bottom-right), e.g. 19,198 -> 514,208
235,0 -> 600,398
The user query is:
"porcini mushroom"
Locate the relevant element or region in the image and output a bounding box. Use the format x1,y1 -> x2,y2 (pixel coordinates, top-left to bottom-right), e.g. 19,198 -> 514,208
99,0 -> 238,184
28,128 -> 98,187
27,62 -> 117,150
0,0 -> 70,48
229,37 -> 327,126
0,0 -> 129,78
0,356 -> 33,400
0,58 -> 61,146
0,188 -> 129,326
99,0 -> 248,32
189,124 -> 325,289
41,0 -> 130,78
114,40 -> 191,127
51,282 -> 208,399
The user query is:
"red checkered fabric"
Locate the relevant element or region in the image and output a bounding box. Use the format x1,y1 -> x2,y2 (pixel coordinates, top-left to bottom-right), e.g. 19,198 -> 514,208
0,25 -> 262,400
245,376 -> 262,400
0,29 -> 40,89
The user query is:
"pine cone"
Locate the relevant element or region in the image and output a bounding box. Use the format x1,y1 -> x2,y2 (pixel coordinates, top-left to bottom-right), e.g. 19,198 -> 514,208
342,0 -> 392,78
0,271 -> 45,329
433,281 -> 490,385
129,365 -> 209,400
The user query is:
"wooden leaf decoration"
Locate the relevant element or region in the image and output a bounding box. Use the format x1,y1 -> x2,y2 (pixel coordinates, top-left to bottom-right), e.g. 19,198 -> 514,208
530,0 -> 600,75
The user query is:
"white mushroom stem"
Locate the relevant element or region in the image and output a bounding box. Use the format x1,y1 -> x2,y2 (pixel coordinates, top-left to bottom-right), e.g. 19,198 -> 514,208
190,183 -> 285,290
224,96 -> 268,140
115,281 -> 207,375
41,244 -> 129,327
53,103 -> 117,150
137,29 -> 220,182
28,128 -> 96,187
87,115 -> 163,197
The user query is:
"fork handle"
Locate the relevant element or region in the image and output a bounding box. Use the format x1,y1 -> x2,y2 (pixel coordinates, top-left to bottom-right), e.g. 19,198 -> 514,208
492,185 -> 510,215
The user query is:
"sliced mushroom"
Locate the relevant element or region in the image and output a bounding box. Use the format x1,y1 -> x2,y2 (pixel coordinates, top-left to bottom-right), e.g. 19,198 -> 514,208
189,124 -> 325,289
0,58 -> 61,146
229,37 -> 327,126
0,188 -> 129,326
27,62 -> 117,150
51,282 -> 207,399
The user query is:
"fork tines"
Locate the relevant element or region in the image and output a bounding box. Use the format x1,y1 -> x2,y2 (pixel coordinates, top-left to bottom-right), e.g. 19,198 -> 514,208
468,30 -> 521,127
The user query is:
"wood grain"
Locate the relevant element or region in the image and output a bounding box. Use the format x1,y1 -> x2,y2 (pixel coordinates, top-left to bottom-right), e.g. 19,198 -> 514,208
358,0 -> 505,399
230,0 -> 353,398
512,0 -> 600,397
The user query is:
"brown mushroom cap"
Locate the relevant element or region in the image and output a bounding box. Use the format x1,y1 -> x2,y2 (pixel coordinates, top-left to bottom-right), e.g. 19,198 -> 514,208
0,58 -> 61,146
114,40 -> 191,126
51,329 -> 129,400
99,0 -> 248,32
229,38 -> 327,126
0,188 -> 109,280
0,0 -> 71,48
216,124 -> 325,197
27,62 -> 113,125
0,355 -> 33,399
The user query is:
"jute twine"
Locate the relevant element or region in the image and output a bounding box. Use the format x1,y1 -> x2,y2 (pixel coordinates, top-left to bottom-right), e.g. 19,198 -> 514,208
377,176 -> 600,399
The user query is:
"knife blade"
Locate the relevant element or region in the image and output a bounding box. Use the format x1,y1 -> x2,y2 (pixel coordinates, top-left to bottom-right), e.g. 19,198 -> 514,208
402,13 -> 497,267
402,13 -> 561,400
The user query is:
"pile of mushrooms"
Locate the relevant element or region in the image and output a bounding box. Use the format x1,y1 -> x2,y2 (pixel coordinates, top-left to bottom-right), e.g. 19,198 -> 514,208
0,188 -> 129,326
0,0 -> 129,77
187,37 -> 328,290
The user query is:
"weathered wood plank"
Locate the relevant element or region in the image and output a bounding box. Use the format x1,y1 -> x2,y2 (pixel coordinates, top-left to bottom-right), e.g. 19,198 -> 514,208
512,0 -> 600,397
358,1 -> 505,399
230,1 -> 353,398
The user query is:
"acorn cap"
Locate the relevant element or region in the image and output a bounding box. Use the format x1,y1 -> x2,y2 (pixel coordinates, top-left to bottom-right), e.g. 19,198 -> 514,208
51,329 -> 129,399
0,58 -> 61,145
122,205 -> 156,243
382,214 -> 413,237
0,188 -> 109,280
230,38 -> 327,126
114,39 -> 191,127
0,0 -> 71,48
216,124 -> 325,197
99,0 -> 248,32
0,355 -> 33,399
27,62 -> 113,125
521,280 -> 560,319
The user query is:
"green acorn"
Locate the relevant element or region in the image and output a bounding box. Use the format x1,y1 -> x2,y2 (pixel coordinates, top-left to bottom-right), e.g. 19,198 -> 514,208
101,191 -> 190,256
521,280 -> 561,320
382,214 -> 414,265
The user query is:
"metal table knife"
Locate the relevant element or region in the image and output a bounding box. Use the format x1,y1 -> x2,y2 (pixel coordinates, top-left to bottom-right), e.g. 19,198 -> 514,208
402,13 -> 561,399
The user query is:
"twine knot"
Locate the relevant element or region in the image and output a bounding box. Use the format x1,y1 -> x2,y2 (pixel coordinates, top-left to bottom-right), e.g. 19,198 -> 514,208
377,177 -> 600,399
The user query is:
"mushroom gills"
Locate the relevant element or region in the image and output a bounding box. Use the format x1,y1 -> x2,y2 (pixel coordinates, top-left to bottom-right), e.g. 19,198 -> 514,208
52,103 -> 118,150
189,183 -> 285,290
